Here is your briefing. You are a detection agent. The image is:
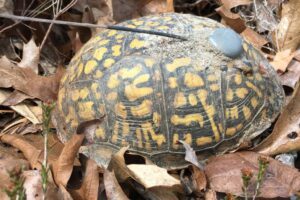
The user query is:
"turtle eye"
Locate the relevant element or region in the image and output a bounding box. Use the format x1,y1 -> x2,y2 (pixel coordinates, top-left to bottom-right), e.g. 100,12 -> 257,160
209,28 -> 243,59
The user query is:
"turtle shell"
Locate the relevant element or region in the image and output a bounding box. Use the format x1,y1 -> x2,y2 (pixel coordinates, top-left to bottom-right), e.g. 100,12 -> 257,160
54,13 -> 284,168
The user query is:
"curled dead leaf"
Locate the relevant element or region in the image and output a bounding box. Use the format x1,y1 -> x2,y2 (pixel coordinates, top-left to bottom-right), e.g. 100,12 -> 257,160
0,56 -> 65,102
216,0 -> 251,33
270,49 -> 295,72
104,170 -> 129,200
205,151 -> 300,198
0,134 -> 42,169
73,159 -> 99,200
53,119 -> 103,187
18,39 -> 39,73
254,83 -> 300,155
127,164 -> 181,189
241,28 -> 268,50
273,0 -> 300,52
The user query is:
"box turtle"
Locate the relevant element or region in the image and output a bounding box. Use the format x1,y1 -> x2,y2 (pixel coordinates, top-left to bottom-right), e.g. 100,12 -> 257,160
54,13 -> 284,168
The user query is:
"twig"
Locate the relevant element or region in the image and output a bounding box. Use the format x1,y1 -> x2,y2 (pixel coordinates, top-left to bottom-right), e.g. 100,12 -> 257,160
40,0 -> 77,50
0,13 -> 187,40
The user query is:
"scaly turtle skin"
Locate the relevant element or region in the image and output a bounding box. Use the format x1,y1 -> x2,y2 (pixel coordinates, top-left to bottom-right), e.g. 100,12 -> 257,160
54,13 -> 284,168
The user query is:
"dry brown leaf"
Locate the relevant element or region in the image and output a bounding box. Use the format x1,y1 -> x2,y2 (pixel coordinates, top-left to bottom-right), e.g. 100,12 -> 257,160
270,49 -> 295,72
280,60 -> 300,90
216,6 -> 245,33
273,0 -> 300,51
0,148 -> 29,200
139,0 -> 174,16
53,119 -> 103,187
205,151 -> 300,198
108,146 -> 131,182
253,83 -> 300,155
0,0 -> 13,15
241,28 -> 268,50
74,159 -> 99,200
110,0 -> 172,22
180,140 -> 204,170
52,133 -> 85,187
58,184 -> 74,200
0,88 -> 41,124
104,170 -> 129,200
0,134 -> 64,170
216,0 -> 251,33
127,164 -> 180,188
18,39 -> 39,73
0,134 -> 42,169
0,56 -> 65,102
220,0 -> 252,10
204,189 -> 217,200
2,91 -> 34,106
23,170 -> 43,199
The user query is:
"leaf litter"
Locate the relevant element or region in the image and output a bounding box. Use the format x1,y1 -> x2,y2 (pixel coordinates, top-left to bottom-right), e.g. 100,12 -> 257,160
0,0 -> 300,199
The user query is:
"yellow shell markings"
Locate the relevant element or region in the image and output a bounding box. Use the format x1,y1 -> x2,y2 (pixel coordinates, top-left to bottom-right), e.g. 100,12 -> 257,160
171,114 -> 204,127
145,21 -> 160,26
78,101 -> 95,120
112,45 -> 121,56
131,100 -> 153,117
98,39 -> 110,46
119,64 -> 142,79
157,26 -> 169,30
168,77 -> 178,88
184,133 -> 192,145
107,74 -> 120,89
174,92 -> 187,108
95,127 -> 105,140
107,92 -> 118,101
245,81 -> 263,97
144,58 -> 155,68
235,88 -> 249,99
122,122 -> 130,137
71,87 -> 89,101
242,105 -> 251,120
65,106 -> 78,129
188,94 -> 198,106
209,84 -> 219,91
107,30 -> 117,37
196,136 -> 213,146
94,70 -> 103,78
226,106 -> 239,119
114,103 -> 127,119
141,122 -> 166,147
184,72 -> 204,88
84,60 -> 98,74
94,47 -> 108,61
124,74 -> 153,102
251,97 -> 258,108
136,128 -> 143,148
226,123 -> 243,137
129,39 -> 146,49
234,74 -> 242,85
103,58 -> 115,68
226,88 -> 234,101
57,87 -> 65,112
166,57 -> 191,72
153,112 -> 161,127
111,122 -> 119,144
207,74 -> 218,82
197,89 -> 221,142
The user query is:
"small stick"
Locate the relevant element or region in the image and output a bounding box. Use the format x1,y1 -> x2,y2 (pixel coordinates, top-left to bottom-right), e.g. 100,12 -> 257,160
0,13 -> 187,40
